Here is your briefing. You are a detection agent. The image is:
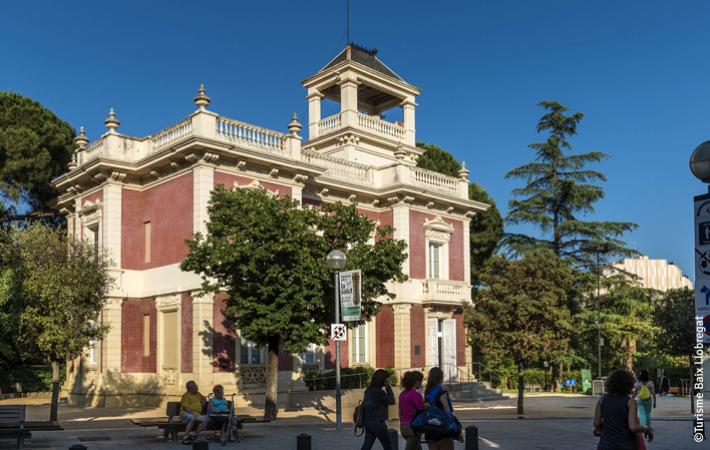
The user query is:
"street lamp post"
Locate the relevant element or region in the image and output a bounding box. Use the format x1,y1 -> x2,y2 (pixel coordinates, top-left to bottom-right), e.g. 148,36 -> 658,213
688,141 -> 710,415
326,250 -> 347,431
581,241 -> 612,379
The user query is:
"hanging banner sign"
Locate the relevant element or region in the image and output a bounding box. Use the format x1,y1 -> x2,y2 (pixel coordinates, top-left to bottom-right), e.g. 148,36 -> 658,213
339,269 -> 362,322
693,194 -> 710,343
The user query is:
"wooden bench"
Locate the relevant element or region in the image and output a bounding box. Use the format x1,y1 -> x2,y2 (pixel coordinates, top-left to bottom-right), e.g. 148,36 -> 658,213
0,405 -> 29,449
131,401 -> 270,442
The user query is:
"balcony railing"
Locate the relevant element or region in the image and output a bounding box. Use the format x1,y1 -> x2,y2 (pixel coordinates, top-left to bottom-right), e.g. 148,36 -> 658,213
302,149 -> 372,183
412,167 -> 461,196
422,279 -> 470,303
317,113 -> 342,135
357,112 -> 406,141
216,117 -> 286,153
151,118 -> 193,151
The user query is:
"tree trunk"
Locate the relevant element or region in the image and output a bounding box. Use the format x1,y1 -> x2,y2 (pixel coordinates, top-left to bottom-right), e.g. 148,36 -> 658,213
517,360 -> 525,417
551,363 -> 561,392
50,360 -> 60,422
264,336 -> 280,421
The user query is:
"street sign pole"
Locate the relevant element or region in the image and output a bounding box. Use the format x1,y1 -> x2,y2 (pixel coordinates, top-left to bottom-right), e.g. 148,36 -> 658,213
334,271 -> 342,431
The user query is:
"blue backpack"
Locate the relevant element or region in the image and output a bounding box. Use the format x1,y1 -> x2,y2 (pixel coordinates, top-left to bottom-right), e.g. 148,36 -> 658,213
410,386 -> 462,441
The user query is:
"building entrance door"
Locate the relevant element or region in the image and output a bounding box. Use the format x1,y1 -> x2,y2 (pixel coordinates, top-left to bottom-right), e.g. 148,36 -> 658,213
426,318 -> 439,369
441,319 -> 457,382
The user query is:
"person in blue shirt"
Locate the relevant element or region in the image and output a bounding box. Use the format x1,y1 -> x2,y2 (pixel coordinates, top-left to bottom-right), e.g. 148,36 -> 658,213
206,385 -> 234,442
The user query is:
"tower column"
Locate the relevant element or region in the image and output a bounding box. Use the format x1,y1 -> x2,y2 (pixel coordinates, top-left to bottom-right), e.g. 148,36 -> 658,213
401,98 -> 417,146
307,90 -> 323,139
339,75 -> 359,128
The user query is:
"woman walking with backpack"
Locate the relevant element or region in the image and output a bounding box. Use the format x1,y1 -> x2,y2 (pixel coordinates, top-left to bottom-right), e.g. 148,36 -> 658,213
361,369 -> 396,450
634,369 -> 656,429
399,371 -> 425,450
424,367 -> 454,450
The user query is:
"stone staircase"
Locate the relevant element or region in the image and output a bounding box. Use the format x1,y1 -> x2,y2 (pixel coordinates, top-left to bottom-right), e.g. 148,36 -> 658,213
444,380 -> 508,402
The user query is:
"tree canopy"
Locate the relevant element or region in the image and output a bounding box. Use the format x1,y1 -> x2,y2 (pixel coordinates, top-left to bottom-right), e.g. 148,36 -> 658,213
181,186 -> 407,419
415,142 -> 503,286
0,224 -> 110,419
0,93 -> 75,222
466,252 -> 575,414
504,101 -> 636,264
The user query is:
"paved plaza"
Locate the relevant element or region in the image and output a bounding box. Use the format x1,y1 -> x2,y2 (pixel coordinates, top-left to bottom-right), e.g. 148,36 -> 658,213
1,394 -> 706,450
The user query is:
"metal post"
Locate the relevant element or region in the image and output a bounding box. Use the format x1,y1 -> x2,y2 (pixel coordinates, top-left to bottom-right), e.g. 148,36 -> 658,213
465,425 -> 479,450
388,428 -> 399,450
596,252 -> 602,378
334,271 -> 342,430
297,433 -> 312,450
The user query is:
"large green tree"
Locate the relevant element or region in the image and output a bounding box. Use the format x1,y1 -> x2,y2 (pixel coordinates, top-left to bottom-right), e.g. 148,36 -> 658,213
652,288 -> 697,412
416,142 -> 504,286
181,187 -> 407,419
574,273 -> 657,374
466,252 -> 575,415
0,93 -> 75,223
0,224 -> 110,421
505,101 -> 636,264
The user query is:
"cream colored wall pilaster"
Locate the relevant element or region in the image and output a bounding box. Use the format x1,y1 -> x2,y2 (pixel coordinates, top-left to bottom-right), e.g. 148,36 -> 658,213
193,165 -> 215,236
192,293 -> 214,382
391,204 -> 411,277
393,303 -> 412,369
103,182 -> 123,296
102,298 -> 123,372
339,74 -> 359,128
463,218 -> 471,286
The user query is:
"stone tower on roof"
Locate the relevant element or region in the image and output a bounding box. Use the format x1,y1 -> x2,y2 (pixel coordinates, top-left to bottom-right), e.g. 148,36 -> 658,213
302,44 -> 421,166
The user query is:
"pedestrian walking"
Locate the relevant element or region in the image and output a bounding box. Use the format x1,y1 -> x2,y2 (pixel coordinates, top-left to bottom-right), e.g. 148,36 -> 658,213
634,369 -> 656,428
423,367 -> 454,450
399,371 -> 425,450
360,369 -> 396,450
594,369 -> 652,450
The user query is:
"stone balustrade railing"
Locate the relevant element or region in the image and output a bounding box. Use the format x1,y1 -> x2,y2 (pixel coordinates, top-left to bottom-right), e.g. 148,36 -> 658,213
317,113 -> 342,135
422,279 -> 469,303
70,110 -> 468,200
216,117 -> 286,153
357,112 -> 406,141
411,166 -> 461,196
151,118 -> 193,151
302,149 -> 372,183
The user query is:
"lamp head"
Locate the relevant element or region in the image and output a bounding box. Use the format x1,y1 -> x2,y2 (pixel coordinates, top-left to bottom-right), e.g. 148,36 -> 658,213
690,141 -> 710,183
326,249 -> 347,270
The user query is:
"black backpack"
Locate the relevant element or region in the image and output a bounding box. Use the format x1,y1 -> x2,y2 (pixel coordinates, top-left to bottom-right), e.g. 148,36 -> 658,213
353,399 -> 365,436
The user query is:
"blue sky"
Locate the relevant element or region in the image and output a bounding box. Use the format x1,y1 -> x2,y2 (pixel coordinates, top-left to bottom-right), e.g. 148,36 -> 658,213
1,0 -> 707,279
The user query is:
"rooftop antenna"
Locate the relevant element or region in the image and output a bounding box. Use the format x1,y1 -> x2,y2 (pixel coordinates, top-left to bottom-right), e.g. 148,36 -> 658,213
346,0 -> 350,43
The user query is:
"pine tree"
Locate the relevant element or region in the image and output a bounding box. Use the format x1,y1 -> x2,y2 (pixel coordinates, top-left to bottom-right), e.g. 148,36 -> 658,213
505,101 -> 637,264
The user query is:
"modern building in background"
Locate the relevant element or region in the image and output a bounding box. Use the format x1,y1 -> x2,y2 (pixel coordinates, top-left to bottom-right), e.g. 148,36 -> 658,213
614,255 -> 693,291
53,44 -> 488,406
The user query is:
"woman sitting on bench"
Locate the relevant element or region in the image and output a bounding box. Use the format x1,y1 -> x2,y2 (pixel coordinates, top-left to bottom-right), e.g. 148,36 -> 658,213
205,385 -> 235,442
181,381 -> 207,444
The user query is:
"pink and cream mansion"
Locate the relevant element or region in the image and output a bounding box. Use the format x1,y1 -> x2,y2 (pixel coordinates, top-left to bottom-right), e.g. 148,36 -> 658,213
55,45 -> 489,405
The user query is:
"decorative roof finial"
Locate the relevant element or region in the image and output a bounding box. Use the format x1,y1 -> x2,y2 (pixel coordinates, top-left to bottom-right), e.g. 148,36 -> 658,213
194,84 -> 211,110
288,113 -> 302,137
459,161 -> 470,181
74,126 -> 89,149
104,108 -> 120,133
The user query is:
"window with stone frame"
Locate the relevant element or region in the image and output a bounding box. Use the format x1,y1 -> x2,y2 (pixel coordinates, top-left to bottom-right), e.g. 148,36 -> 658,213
350,323 -> 368,364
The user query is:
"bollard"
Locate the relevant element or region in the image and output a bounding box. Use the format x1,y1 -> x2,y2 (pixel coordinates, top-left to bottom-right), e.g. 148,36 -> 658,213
465,425 -> 479,450
296,433 -> 311,450
69,445 -> 87,450
388,428 -> 399,450
192,438 -> 209,450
